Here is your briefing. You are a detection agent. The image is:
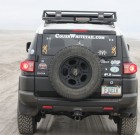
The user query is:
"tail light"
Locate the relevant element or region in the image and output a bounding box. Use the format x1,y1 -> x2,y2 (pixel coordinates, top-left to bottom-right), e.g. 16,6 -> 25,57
20,60 -> 34,72
124,63 -> 137,74
72,29 -> 88,33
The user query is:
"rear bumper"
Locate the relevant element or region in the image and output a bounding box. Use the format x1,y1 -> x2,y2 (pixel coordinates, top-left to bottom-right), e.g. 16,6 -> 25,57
19,90 -> 137,116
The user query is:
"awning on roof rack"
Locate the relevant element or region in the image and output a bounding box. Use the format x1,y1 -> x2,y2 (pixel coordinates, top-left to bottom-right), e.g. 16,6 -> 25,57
42,10 -> 117,24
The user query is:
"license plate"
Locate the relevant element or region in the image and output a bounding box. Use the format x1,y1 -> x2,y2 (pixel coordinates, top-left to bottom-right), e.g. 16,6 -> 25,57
101,86 -> 121,96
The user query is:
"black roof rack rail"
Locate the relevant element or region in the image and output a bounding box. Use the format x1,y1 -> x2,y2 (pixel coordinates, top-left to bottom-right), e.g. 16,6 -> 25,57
42,10 -> 117,24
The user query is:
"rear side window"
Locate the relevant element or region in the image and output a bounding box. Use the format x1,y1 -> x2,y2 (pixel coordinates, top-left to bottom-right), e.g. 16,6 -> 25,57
42,34 -> 116,57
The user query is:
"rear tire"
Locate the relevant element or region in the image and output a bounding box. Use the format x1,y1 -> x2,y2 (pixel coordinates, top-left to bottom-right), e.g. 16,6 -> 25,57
17,112 -> 37,134
117,116 -> 137,135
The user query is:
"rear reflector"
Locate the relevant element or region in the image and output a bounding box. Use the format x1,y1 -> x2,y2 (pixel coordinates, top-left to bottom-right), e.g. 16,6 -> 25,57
124,63 -> 137,74
42,106 -> 53,109
20,60 -> 34,72
103,107 -> 114,111
72,29 -> 88,33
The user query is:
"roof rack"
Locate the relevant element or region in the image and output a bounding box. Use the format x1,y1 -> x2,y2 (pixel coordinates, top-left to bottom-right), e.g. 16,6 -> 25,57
42,10 -> 117,25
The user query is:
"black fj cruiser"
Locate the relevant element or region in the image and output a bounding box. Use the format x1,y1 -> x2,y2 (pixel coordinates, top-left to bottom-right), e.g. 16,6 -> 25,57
18,11 -> 138,135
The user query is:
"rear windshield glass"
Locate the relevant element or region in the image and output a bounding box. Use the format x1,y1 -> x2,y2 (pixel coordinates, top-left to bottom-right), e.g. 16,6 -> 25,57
42,34 -> 116,57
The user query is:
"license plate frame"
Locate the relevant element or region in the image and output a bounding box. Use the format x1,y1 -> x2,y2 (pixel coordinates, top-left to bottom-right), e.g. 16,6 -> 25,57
101,85 -> 122,96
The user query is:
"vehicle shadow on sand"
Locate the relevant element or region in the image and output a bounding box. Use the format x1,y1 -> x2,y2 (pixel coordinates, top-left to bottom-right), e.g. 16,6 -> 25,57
35,115 -> 118,135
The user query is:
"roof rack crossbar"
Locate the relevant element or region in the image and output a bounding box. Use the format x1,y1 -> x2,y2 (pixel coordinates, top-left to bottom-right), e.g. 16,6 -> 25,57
42,10 -> 117,24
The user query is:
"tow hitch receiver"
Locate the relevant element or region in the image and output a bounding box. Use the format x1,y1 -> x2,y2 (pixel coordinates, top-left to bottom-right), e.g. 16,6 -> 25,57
73,110 -> 83,121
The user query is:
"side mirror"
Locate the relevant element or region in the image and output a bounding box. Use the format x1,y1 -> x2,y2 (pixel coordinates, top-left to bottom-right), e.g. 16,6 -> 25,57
26,42 -> 31,52
127,44 -> 130,51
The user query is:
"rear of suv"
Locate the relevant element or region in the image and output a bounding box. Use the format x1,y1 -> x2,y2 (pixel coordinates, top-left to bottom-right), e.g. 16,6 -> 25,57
18,11 -> 138,135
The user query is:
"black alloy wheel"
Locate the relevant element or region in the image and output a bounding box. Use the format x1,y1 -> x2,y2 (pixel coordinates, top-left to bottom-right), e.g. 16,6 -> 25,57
60,57 -> 92,89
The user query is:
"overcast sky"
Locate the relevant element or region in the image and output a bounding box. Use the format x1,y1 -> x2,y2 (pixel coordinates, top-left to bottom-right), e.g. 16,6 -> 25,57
0,0 -> 140,37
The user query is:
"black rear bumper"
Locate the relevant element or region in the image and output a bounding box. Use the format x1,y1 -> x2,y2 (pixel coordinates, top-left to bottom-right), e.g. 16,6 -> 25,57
18,90 -> 137,117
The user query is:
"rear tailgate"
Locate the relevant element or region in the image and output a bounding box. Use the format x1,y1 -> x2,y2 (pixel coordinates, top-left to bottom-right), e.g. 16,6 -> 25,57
35,33 -> 123,98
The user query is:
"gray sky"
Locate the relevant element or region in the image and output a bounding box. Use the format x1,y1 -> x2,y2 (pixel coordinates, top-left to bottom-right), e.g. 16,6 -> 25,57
0,0 -> 140,37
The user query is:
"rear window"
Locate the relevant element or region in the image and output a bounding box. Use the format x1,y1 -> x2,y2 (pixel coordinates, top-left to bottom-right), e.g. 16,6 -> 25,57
42,34 -> 116,57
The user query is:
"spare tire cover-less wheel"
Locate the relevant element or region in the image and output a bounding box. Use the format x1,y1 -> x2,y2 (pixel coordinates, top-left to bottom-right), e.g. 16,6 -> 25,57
49,46 -> 101,100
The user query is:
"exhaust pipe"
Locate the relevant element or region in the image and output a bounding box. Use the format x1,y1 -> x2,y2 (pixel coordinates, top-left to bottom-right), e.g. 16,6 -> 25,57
73,110 -> 83,121
74,116 -> 81,121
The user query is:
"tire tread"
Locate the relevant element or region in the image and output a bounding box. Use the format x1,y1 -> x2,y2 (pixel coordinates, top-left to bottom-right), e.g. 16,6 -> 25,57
17,112 -> 37,134
118,117 -> 137,135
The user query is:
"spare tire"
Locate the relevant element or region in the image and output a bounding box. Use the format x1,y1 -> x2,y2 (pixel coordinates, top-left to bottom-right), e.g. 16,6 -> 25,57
49,45 -> 101,100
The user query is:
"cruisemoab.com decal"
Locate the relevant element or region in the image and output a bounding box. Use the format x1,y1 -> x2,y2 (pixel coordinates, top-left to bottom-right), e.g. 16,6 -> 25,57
55,34 -> 105,40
